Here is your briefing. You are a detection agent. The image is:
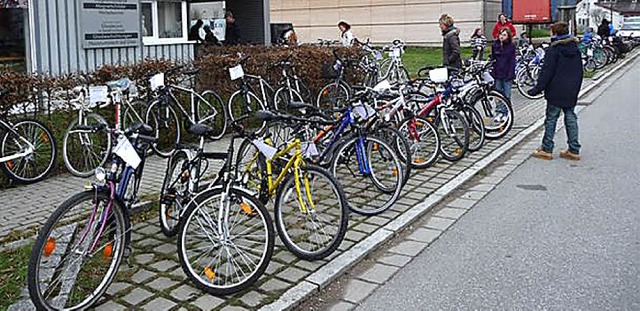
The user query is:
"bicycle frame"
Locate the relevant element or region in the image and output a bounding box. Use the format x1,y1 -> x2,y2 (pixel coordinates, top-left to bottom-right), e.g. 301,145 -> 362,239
164,84 -> 217,124
0,118 -> 35,163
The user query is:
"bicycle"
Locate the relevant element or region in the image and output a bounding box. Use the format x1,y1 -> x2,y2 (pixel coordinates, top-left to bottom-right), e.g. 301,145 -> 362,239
317,49 -> 353,111
0,90 -> 57,183
235,111 -> 350,260
145,68 -> 227,158
62,78 -> 148,177
27,122 -> 157,310
271,53 -> 314,111
174,119 -> 275,295
226,55 -> 268,134
379,39 -> 410,84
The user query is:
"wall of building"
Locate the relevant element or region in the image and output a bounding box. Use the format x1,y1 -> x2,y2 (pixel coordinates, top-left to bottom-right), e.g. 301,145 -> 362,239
270,0 -> 501,45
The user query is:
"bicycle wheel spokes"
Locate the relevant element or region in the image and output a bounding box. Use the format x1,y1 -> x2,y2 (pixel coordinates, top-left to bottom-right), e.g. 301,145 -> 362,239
29,191 -> 125,310
437,110 -> 469,162
198,91 -> 227,140
275,165 -> 347,260
180,190 -> 272,294
398,117 -> 439,168
2,120 -> 56,182
64,115 -> 110,177
146,102 -> 180,158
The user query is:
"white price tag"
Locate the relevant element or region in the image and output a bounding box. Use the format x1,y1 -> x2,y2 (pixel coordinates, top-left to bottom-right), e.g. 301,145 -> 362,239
302,141 -> 319,158
587,49 -> 594,57
229,65 -> 245,80
374,51 -> 383,60
482,72 -> 495,83
252,139 -> 278,160
88,86 -> 108,104
113,135 -> 142,169
353,104 -> 376,120
150,73 -> 165,91
393,48 -> 401,58
373,80 -> 392,93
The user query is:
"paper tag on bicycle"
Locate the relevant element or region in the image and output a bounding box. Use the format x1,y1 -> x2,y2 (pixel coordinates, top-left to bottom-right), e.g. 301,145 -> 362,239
393,48 -> 401,58
229,65 -> 245,80
88,86 -> 108,104
302,141 -> 319,158
252,139 -> 277,160
374,51 -> 383,60
113,135 -> 141,169
482,72 -> 494,83
150,73 -> 164,91
587,49 -> 594,57
353,104 -> 376,119
373,80 -> 391,93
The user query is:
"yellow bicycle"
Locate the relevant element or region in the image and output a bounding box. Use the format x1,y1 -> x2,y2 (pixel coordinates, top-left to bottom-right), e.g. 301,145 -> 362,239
236,112 -> 349,260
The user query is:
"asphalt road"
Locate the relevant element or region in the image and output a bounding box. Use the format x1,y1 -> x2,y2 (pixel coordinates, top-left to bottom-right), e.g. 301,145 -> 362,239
355,61 -> 640,309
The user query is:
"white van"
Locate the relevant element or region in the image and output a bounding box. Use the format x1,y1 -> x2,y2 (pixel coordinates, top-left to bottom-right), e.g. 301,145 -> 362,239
619,16 -> 640,38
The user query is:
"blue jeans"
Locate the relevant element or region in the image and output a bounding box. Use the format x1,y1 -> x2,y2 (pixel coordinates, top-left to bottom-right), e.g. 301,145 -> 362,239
494,79 -> 512,100
542,105 -> 581,153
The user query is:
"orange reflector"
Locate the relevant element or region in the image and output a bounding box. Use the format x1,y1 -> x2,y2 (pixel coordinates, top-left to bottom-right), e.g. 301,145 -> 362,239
415,158 -> 426,164
455,148 -> 462,155
427,117 -> 434,123
6,161 -> 14,169
322,89 -> 329,97
43,237 -> 56,257
40,132 -> 49,143
103,242 -> 113,259
240,202 -> 254,215
204,267 -> 216,281
392,167 -> 398,176
415,122 -> 424,127
373,143 -> 379,151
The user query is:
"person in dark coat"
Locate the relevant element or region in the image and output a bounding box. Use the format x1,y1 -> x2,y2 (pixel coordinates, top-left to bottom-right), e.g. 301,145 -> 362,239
224,11 -> 242,45
189,19 -> 204,43
597,19 -> 610,39
203,25 -> 220,45
528,22 -> 583,161
439,14 -> 462,69
491,27 -> 516,100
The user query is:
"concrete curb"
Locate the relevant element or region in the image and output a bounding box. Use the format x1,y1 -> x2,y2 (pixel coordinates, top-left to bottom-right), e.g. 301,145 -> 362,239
258,51 -> 639,311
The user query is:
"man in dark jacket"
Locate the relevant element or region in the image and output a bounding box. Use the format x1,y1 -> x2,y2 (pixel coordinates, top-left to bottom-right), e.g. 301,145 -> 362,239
439,14 -> 462,69
528,22 -> 583,161
224,10 -> 242,45
597,19 -> 610,39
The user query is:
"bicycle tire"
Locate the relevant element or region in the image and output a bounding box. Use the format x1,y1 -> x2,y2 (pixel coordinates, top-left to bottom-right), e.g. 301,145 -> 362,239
159,150 -> 189,237
198,90 -> 228,140
273,87 -> 305,112
227,90 -> 267,134
63,113 -> 111,178
177,186 -> 274,295
374,126 -> 411,186
28,190 -> 127,310
145,99 -> 181,158
274,164 -> 349,260
122,99 -> 148,129
516,67 -> 544,100
316,82 -> 350,111
331,135 -> 403,216
437,109 -> 469,162
1,119 -> 57,183
475,91 -> 514,140
461,105 -> 486,152
398,116 -> 440,169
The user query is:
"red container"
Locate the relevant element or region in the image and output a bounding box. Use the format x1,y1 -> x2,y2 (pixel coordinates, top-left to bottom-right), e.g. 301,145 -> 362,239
512,0 -> 552,24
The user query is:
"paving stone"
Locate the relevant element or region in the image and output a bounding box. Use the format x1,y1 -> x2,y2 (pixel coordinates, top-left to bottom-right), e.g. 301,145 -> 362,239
342,279 -> 379,304
94,301 -> 128,311
406,227 -> 442,244
220,306 -> 248,311
345,229 -> 367,242
423,216 -> 456,231
121,287 -> 153,306
265,260 -> 285,275
327,301 -> 356,311
153,243 -> 176,255
352,222 -> 378,234
337,239 -> 355,252
294,259 -> 325,272
278,266 -> 308,283
169,267 -> 186,278
480,176 -> 504,185
136,238 -> 163,248
240,291 -> 267,307
150,260 -> 178,272
137,225 -> 160,235
170,284 -> 200,301
132,269 -> 156,283
447,198 -> 477,210
356,263 -> 399,284
259,278 -> 291,292
147,277 -> 179,291
273,250 -> 297,263
377,253 -> 413,267
469,183 -> 495,192
190,294 -> 225,310
434,208 -> 467,220
135,253 -> 155,264
141,297 -> 176,311
387,240 -> 429,257
364,216 -> 390,226
460,190 -> 487,201
106,282 -> 131,296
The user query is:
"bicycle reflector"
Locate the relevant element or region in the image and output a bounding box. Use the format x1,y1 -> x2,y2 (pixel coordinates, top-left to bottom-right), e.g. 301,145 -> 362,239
204,267 -> 216,281
44,237 -> 56,257
103,242 -> 114,259
240,202 -> 254,215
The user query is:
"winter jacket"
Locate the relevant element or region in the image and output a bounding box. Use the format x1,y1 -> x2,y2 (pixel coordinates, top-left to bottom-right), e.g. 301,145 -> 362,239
492,21 -> 517,40
442,26 -> 462,69
597,23 -> 610,38
341,30 -> 355,46
471,35 -> 487,49
490,41 -> 516,80
529,35 -> 584,108
581,31 -> 593,44
225,22 -> 242,45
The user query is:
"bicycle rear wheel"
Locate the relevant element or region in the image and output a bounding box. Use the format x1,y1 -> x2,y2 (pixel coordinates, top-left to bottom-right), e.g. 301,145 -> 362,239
461,105 -> 486,152
475,92 -> 514,140
159,150 -> 190,237
178,187 -> 274,295
145,100 -> 181,158
198,90 -> 228,140
28,190 -> 127,310
398,116 -> 440,169
274,164 -> 349,260
374,126 -> 411,186
227,90 -> 266,134
1,119 -> 57,183
437,109 -> 469,162
63,114 -> 111,178
316,82 -> 349,111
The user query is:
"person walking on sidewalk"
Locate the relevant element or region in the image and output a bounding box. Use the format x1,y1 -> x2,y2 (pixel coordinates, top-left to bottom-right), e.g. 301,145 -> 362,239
491,27 -> 516,100
471,27 -> 487,60
439,14 -> 462,69
492,13 -> 517,40
527,22 -> 583,161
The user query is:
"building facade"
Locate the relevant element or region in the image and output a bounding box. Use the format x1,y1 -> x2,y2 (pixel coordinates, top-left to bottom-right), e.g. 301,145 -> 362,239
269,0 -> 503,45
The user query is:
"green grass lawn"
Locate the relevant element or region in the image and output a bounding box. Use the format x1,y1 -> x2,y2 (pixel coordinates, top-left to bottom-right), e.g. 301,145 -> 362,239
403,47 -> 475,77
0,243 -> 32,310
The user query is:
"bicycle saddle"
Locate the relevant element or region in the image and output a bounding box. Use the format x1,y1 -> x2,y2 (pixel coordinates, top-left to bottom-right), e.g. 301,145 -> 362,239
255,110 -> 280,122
106,78 -> 131,91
287,101 -> 316,111
187,123 -> 215,137
125,122 -> 154,136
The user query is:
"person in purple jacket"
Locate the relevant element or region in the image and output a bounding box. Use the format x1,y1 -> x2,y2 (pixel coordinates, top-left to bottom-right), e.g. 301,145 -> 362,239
491,27 -> 516,101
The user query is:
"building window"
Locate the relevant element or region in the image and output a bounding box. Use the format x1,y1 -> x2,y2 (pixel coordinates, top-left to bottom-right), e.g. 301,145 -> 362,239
0,5 -> 27,73
142,1 -> 188,45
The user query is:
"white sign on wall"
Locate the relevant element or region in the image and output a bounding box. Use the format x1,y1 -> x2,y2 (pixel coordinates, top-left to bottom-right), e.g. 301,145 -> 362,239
80,0 -> 141,49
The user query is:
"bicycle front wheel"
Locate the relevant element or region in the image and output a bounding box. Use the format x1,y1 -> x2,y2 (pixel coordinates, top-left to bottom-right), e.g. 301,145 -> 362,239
145,100 -> 181,158
398,116 -> 440,169
198,90 -> 228,140
316,82 -> 349,111
178,187 -> 274,295
159,150 -> 190,237
28,190 -> 127,310
274,164 -> 349,260
437,109 -> 470,162
461,105 -> 486,152
63,113 -> 111,178
227,90 -> 266,134
1,119 -> 57,183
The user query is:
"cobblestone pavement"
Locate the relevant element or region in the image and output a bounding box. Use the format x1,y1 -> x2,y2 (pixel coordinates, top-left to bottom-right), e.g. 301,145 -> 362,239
3,80 -> 598,310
